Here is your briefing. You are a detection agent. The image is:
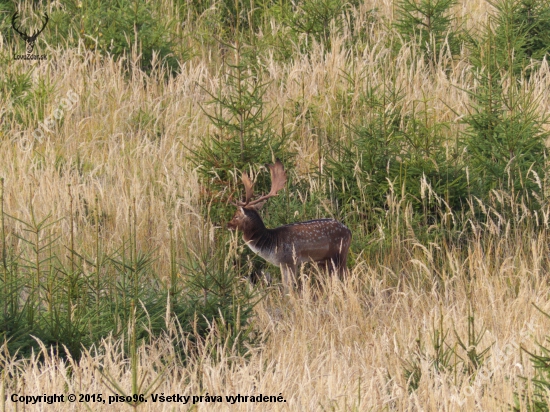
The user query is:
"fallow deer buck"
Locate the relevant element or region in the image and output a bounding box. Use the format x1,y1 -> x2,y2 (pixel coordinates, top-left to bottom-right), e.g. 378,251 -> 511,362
228,160 -> 351,292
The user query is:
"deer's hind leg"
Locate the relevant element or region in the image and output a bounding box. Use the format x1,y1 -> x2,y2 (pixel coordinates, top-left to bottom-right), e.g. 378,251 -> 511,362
336,235 -> 351,278
324,253 -> 349,280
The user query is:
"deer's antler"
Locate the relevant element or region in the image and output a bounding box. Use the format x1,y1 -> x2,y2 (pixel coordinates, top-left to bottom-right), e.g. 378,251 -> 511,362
11,12 -> 29,40
241,172 -> 254,205
234,160 -> 287,207
11,12 -> 48,41
32,13 -> 49,40
246,160 -> 287,207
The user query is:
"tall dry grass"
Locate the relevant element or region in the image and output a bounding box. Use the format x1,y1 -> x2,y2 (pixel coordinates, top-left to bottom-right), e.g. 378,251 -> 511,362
2,0 -> 550,410
2,231 -> 550,410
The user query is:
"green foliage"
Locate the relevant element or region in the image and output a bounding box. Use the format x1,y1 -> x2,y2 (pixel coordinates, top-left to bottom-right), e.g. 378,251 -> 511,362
394,0 -> 460,63
78,0 -> 181,72
392,101 -> 467,219
184,0 -> 277,36
190,41 -> 294,224
288,0 -> 354,49
464,29 -> 549,209
324,76 -> 467,245
453,304 -> 493,375
512,0 -> 550,60
0,1 -> 17,45
402,308 -> 492,395
0,203 -> 163,360
0,68 -> 34,128
321,0 -> 550,241
324,74 -> 404,207
463,85 -> 548,206
8,0 -> 187,73
175,235 -> 263,357
325,87 -> 402,221
129,107 -> 163,142
490,0 -> 550,77
515,306 -> 550,411
402,335 -> 424,392
0,192 -> 262,361
402,314 -> 455,392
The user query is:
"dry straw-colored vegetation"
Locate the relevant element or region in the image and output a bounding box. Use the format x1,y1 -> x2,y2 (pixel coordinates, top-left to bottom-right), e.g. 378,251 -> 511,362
2,0 -> 550,410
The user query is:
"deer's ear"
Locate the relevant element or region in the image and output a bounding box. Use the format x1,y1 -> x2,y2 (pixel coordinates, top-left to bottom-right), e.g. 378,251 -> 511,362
250,200 -> 268,210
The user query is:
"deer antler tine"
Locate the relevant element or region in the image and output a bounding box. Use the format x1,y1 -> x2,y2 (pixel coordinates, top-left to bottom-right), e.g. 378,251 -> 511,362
11,12 -> 27,39
266,159 -> 287,196
242,172 -> 254,205
34,13 -> 49,38
246,159 -> 287,206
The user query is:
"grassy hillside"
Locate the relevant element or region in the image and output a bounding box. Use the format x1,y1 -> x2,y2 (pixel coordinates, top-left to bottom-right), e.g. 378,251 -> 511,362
2,0 -> 550,410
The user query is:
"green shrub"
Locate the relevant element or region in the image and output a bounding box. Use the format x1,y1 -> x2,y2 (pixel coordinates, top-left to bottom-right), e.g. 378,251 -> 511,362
325,79 -> 467,241
0,192 -> 263,361
464,28 -> 549,210
491,0 -> 550,77
394,0 -> 460,64
285,0 -> 360,51
15,0 -> 187,73
80,0 -> 181,72
175,235 -> 263,357
515,306 -> 550,411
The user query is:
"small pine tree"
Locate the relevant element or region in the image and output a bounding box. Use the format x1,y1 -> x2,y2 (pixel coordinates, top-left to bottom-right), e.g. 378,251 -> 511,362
464,17 -> 549,209
394,0 -> 460,64
190,41 -> 293,225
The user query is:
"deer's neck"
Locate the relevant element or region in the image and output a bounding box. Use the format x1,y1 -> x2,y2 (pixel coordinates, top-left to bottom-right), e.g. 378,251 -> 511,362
241,210 -> 276,251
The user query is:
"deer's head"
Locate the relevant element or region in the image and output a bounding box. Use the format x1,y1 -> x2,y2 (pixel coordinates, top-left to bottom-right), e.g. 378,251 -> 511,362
228,160 -> 287,232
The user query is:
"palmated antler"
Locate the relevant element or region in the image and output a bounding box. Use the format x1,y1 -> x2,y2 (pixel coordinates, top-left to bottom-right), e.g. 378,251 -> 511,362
235,160 -> 287,207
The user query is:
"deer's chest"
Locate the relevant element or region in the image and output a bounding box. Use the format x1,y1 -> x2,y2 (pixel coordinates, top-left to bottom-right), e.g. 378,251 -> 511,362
246,242 -> 281,266
245,237 -> 313,267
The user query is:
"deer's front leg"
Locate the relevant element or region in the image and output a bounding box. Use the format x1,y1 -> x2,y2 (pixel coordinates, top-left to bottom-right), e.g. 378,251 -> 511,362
280,264 -> 296,294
